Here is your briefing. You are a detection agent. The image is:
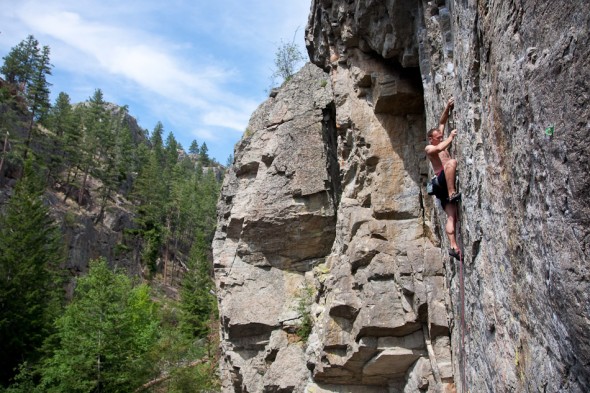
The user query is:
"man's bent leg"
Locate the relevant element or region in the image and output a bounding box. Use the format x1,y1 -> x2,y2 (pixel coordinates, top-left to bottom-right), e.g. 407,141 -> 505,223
443,159 -> 457,196
444,203 -> 459,251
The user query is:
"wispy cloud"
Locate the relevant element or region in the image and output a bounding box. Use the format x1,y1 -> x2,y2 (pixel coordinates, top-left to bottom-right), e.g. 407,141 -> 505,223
1,0 -> 311,161
191,128 -> 221,142
16,5 -> 226,107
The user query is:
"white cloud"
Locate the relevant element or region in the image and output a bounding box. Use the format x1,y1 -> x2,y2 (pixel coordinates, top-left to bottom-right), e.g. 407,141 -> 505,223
202,106 -> 256,131
15,5 -> 227,107
191,128 -> 221,142
0,0 -> 312,161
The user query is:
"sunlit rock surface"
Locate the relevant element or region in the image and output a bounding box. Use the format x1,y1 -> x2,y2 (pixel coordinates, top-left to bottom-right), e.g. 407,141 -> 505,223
214,0 -> 590,392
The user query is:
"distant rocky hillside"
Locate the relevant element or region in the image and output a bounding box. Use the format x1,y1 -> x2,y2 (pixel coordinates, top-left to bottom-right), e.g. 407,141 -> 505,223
213,1 -> 589,392
0,97 -> 223,294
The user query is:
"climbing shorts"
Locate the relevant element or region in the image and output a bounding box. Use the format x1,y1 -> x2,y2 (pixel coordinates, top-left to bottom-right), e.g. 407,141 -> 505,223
434,170 -> 450,208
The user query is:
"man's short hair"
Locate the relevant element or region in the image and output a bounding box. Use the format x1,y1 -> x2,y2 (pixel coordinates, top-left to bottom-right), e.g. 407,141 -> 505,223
427,128 -> 439,138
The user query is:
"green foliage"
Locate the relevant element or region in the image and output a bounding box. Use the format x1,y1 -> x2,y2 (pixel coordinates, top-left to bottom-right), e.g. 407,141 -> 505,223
0,159 -> 64,385
133,152 -> 167,226
1,35 -> 53,158
54,91 -> 138,209
225,153 -> 234,167
199,142 -> 209,166
295,283 -> 315,342
26,44 -> 52,125
114,241 -> 132,256
0,87 -> 20,152
1,35 -> 40,85
188,139 -> 199,155
179,233 -> 218,339
1,362 -> 39,393
144,319 -> 219,393
44,92 -> 75,180
271,36 -> 305,86
165,132 -> 180,167
38,258 -> 159,393
131,130 -> 220,280
1,35 -> 224,392
141,227 -> 162,274
62,211 -> 77,228
166,361 -> 220,393
57,103 -> 84,199
150,121 -> 165,164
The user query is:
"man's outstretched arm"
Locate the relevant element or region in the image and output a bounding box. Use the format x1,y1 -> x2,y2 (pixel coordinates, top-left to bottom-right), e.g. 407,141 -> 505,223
438,97 -> 455,133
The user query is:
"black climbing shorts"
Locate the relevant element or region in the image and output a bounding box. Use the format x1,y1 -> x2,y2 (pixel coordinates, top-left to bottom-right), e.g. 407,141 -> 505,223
434,170 -> 450,208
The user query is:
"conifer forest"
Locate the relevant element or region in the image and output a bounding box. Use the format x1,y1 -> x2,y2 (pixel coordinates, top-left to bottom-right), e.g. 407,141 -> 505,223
0,35 -> 222,392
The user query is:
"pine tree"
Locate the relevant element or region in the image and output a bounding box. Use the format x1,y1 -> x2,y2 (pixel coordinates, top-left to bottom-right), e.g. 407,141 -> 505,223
1,35 -> 53,159
76,89 -> 107,206
0,35 -> 38,86
94,104 -> 130,223
0,159 -> 64,385
132,148 -> 167,273
150,121 -> 165,166
60,104 -> 84,203
226,153 -> 234,167
188,139 -> 199,155
199,142 -> 209,166
25,44 -> 52,129
114,112 -> 135,191
39,258 -> 159,392
197,168 -> 221,233
0,92 -> 19,176
179,232 -> 217,339
164,132 -> 179,169
44,92 -> 75,185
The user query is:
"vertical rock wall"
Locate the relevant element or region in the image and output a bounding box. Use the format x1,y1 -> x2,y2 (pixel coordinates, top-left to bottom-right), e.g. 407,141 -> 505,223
213,0 -> 590,392
439,1 -> 590,392
213,64 -> 338,392
304,1 -> 455,391
305,0 -> 590,392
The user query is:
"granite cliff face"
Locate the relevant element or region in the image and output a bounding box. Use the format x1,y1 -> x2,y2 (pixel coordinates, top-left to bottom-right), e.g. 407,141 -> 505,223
213,1 -> 590,392
214,63 -> 338,391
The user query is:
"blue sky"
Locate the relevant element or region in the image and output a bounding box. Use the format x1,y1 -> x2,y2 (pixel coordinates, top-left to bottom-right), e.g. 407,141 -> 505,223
0,0 -> 311,164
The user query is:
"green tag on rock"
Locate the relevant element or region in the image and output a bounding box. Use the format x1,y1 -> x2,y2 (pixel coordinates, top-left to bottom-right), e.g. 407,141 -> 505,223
545,125 -> 554,136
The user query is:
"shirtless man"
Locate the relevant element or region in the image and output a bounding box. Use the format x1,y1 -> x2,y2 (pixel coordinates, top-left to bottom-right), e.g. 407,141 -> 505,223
425,97 -> 461,260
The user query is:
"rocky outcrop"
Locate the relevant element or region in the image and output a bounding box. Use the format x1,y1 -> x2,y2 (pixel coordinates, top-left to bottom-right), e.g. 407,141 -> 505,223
303,2 -> 453,391
214,0 -> 590,392
213,63 -> 338,391
1,103 -> 153,287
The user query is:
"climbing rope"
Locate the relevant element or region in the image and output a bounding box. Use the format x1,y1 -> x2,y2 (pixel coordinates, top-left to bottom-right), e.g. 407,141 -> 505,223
456,208 -> 467,393
448,106 -> 467,393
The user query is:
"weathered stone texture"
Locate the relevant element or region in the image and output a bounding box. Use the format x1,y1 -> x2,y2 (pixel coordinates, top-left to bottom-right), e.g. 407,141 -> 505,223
443,1 -> 590,392
214,0 -> 589,392
302,2 -> 450,391
309,0 -> 590,392
213,63 -> 337,392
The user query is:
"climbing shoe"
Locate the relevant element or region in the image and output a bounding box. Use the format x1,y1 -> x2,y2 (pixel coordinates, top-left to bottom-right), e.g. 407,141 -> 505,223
448,192 -> 461,204
449,247 -> 462,261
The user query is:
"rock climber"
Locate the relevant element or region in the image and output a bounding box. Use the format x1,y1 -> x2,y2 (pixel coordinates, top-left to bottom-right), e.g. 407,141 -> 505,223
425,97 -> 461,260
